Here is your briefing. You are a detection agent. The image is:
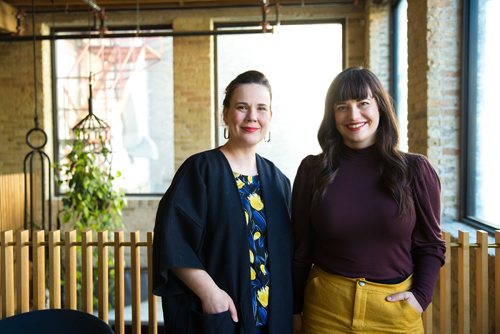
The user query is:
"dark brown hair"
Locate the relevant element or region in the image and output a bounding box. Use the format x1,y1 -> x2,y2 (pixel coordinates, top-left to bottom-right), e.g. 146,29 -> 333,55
222,70 -> 272,111
315,66 -> 412,216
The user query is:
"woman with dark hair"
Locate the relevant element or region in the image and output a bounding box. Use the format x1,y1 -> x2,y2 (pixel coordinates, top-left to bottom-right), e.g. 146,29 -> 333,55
292,67 -> 445,333
153,70 -> 293,334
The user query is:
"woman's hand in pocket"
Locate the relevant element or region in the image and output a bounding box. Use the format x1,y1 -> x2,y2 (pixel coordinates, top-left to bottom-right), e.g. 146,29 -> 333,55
171,268 -> 239,323
386,291 -> 423,314
201,287 -> 239,322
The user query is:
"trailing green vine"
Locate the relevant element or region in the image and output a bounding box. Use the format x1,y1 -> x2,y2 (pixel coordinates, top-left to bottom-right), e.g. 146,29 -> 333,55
57,129 -> 126,231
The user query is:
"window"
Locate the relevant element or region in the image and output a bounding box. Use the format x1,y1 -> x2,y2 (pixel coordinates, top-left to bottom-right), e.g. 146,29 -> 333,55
392,0 -> 408,152
216,22 -> 343,181
463,0 -> 500,229
53,28 -> 174,195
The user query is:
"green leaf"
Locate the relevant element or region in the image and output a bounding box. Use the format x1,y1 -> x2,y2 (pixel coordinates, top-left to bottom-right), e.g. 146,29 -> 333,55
55,136 -> 126,232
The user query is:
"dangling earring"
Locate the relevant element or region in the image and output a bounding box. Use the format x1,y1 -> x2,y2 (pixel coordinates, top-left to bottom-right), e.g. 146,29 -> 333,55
224,127 -> 229,139
264,131 -> 271,143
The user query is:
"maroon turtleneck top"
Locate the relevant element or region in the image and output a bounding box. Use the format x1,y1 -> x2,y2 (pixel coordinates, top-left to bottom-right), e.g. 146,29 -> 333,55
292,145 -> 445,313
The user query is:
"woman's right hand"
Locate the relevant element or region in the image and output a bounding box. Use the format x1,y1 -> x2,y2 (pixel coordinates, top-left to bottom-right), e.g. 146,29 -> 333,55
293,314 -> 303,334
171,268 -> 239,322
200,287 -> 239,322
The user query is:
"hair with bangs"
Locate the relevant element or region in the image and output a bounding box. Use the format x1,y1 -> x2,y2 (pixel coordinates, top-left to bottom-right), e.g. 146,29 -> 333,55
314,67 -> 412,216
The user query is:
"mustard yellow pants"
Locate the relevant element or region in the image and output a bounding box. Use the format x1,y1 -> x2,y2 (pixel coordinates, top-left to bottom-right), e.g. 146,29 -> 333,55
302,266 -> 424,334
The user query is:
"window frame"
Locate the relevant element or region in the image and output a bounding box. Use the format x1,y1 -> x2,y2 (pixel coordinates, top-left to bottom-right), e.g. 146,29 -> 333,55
50,25 -> 174,197
213,19 -> 346,149
460,0 -> 496,233
390,0 -> 408,152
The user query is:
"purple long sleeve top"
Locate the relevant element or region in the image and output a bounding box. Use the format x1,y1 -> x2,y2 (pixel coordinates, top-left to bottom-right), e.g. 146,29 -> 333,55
292,145 -> 446,313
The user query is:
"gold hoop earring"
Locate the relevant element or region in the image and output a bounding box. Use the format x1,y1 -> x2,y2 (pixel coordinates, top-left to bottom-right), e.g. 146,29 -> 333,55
223,127 -> 229,139
264,131 -> 271,143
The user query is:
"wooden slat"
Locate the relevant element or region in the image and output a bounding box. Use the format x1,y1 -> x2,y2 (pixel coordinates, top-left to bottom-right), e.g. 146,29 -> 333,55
49,230 -> 61,308
495,231 -> 500,334
131,231 -> 141,334
423,302 -> 432,333
98,231 -> 109,323
1,230 -> 15,318
439,232 -> 451,334
457,230 -> 470,334
147,232 -> 157,334
65,230 -> 77,310
0,174 -> 24,232
81,230 -> 94,313
475,230 -> 488,334
32,230 -> 46,310
114,231 -> 125,334
15,230 -> 30,313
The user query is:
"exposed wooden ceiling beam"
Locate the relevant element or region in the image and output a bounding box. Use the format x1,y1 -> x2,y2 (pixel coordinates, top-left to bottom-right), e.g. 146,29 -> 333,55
0,1 -> 17,33
3,0 -> 355,12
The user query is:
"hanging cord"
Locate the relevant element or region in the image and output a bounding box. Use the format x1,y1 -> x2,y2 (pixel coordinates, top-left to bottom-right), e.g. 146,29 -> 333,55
88,8 -> 92,101
261,0 -> 268,32
31,0 -> 38,128
136,0 -> 140,36
273,2 -> 281,34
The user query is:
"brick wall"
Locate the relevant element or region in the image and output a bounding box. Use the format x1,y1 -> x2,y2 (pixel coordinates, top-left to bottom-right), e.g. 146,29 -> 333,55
346,17 -> 367,68
173,17 -> 214,169
408,0 -> 461,220
407,0 -> 428,156
0,40 -> 42,174
365,0 -> 390,89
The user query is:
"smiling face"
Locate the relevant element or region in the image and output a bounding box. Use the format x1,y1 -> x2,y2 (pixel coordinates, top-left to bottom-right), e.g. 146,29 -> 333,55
334,94 -> 380,149
223,83 -> 272,148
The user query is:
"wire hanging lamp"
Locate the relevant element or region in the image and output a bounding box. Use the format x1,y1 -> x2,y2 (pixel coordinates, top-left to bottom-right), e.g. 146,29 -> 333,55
23,0 -> 53,231
71,72 -> 111,154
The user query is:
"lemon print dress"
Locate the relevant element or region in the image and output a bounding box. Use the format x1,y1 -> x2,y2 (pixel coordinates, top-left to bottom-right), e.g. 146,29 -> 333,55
234,172 -> 270,327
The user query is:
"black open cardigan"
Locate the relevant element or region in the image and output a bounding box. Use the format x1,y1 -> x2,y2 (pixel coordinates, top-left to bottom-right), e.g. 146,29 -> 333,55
153,148 -> 293,334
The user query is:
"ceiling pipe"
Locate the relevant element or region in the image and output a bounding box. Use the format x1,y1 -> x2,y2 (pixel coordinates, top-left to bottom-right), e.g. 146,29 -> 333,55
81,0 -> 108,36
82,0 -> 101,12
0,27 -> 275,42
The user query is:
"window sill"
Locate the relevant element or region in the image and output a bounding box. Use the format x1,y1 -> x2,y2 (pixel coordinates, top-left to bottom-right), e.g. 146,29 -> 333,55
442,218 -> 497,255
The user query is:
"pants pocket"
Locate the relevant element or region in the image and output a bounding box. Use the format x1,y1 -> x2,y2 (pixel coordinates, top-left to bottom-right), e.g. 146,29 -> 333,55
365,292 -> 423,332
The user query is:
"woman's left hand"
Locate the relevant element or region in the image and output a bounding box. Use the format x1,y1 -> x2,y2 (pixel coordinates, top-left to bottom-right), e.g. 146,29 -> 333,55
386,291 -> 423,314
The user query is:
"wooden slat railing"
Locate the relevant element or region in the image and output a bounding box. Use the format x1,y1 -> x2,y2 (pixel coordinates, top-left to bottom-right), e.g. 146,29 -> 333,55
1,229 -> 499,333
0,229 -> 158,334
422,230 -> 499,334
